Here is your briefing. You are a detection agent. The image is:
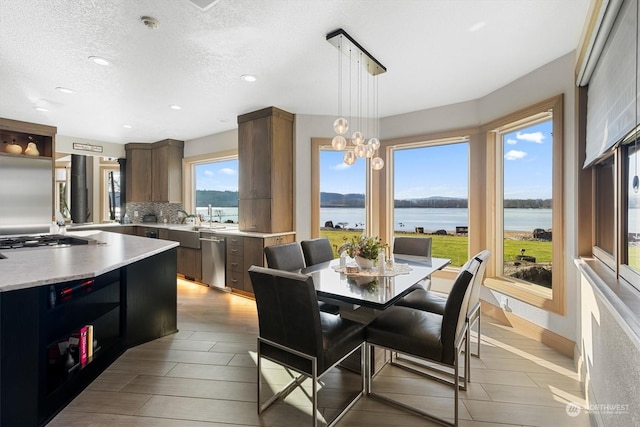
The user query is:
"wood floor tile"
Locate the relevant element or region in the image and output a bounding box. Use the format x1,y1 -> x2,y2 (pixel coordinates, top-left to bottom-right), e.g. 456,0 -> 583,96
86,371 -> 137,392
463,399 -> 592,426
120,347 -> 234,365
63,390 -> 152,415
121,375 -> 256,402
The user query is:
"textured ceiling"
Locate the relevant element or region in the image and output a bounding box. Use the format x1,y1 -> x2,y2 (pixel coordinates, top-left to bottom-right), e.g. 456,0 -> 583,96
0,0 -> 591,144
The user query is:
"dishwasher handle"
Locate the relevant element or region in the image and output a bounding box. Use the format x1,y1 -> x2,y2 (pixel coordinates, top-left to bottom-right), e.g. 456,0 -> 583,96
199,237 -> 225,243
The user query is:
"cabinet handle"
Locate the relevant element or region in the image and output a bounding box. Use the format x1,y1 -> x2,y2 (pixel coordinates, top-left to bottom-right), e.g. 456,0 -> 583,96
231,262 -> 238,267
231,249 -> 238,253
231,279 -> 238,283
251,225 -> 257,229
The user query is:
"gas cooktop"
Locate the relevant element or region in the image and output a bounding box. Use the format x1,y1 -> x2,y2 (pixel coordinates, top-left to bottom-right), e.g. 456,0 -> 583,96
0,234 -> 95,250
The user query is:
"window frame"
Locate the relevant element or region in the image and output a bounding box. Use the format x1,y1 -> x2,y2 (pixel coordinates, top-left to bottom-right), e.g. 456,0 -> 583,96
183,150 -> 239,215
99,165 -> 120,223
387,136 -> 471,265
483,95 -> 565,314
311,138 -> 372,238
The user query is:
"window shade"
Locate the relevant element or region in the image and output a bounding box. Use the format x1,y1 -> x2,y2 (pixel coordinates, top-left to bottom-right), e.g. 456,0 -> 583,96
585,0 -> 638,168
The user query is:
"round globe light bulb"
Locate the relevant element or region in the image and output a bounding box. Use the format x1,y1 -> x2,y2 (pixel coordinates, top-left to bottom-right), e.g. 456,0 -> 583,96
364,144 -> 375,158
372,157 -> 384,170
331,135 -> 347,151
354,143 -> 367,158
352,131 -> 364,146
333,117 -> 349,135
368,137 -> 380,151
343,150 -> 357,165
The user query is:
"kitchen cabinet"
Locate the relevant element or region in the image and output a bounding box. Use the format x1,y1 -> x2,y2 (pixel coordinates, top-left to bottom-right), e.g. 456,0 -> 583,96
0,248 -> 177,426
0,117 -> 55,158
238,107 -> 293,233
125,139 -> 183,203
177,247 -> 201,281
224,233 -> 294,295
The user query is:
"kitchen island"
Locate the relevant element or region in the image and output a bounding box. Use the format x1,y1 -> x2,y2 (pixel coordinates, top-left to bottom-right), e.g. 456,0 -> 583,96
0,231 -> 179,426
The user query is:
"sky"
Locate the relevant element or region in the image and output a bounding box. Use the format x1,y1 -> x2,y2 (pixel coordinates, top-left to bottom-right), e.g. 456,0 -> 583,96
320,119 -> 553,200
195,159 -> 238,192
194,118 -> 553,200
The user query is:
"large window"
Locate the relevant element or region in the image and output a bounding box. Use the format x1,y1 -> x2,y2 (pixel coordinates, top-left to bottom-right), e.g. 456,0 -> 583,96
193,158 -> 239,223
316,147 -> 367,254
391,140 -> 469,266
485,95 -> 564,313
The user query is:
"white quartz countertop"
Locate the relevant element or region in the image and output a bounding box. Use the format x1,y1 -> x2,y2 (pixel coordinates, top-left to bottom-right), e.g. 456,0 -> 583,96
0,231 -> 178,292
68,222 -> 295,238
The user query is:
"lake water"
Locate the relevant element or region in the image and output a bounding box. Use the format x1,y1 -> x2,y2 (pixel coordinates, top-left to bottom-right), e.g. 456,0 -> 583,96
196,206 -> 552,232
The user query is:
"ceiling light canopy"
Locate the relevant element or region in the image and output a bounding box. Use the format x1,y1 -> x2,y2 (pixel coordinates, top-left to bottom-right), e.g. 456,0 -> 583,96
241,74 -> 257,82
169,104 -> 182,110
34,107 -> 48,112
327,28 -> 387,171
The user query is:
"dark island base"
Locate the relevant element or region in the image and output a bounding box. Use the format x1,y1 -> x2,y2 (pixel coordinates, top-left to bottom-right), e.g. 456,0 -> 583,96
0,248 -> 178,426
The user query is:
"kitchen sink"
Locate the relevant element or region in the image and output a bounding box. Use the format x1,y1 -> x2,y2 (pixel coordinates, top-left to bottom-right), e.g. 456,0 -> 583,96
192,225 -> 226,231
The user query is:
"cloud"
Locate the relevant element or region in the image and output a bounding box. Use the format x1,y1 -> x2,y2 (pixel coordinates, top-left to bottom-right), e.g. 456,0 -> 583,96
506,138 -> 517,145
516,131 -> 545,144
332,162 -> 351,171
204,170 -> 215,177
504,150 -> 527,160
219,168 -> 236,175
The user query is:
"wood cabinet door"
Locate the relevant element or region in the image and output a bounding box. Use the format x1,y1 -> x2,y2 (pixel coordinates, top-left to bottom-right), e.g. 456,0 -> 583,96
238,116 -> 272,199
238,199 -> 271,233
151,145 -> 169,202
242,237 -> 265,293
126,148 -> 152,202
151,143 -> 183,203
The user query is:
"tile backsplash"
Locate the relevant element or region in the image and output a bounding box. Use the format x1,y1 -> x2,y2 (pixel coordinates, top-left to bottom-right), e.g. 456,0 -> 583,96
125,202 -> 183,224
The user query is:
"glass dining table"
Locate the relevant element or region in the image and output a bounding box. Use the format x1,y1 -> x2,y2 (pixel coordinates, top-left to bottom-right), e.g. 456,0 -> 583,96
301,256 -> 451,311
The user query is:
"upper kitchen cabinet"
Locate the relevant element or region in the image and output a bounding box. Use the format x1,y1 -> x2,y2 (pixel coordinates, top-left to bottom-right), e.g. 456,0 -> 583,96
125,139 -> 183,203
238,107 -> 293,233
1,118 -> 56,158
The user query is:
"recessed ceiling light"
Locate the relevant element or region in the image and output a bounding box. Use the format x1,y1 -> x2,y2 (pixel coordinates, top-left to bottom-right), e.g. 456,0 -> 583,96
55,87 -> 75,94
34,107 -> 48,112
241,74 -> 257,82
468,21 -> 486,32
169,104 -> 182,110
89,56 -> 111,66
123,124 -> 132,129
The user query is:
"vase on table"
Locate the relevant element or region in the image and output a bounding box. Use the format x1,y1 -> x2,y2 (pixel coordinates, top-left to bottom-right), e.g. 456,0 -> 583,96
355,256 -> 375,270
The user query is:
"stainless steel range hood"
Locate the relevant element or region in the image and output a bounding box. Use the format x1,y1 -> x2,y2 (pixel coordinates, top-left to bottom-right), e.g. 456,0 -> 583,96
0,155 -> 52,235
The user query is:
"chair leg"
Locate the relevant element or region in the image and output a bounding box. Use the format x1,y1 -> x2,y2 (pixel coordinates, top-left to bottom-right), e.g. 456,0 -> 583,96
465,322 -> 470,386
312,364 -> 318,427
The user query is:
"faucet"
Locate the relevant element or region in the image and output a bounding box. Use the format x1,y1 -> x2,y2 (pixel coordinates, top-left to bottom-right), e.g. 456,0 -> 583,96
207,204 -> 212,228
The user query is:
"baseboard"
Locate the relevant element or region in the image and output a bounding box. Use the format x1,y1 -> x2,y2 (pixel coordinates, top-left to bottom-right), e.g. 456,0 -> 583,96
481,300 -> 575,357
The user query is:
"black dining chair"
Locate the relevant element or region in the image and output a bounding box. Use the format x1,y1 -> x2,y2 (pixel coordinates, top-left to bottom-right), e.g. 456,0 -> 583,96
364,261 -> 477,427
301,237 -> 335,266
248,266 -> 365,427
265,241 -> 341,315
264,242 -> 306,272
393,236 -> 433,291
395,250 -> 491,380
393,236 -> 432,259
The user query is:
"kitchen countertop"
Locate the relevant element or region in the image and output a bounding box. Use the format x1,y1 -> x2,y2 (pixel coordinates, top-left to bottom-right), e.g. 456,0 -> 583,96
0,230 -> 178,292
68,222 -> 295,238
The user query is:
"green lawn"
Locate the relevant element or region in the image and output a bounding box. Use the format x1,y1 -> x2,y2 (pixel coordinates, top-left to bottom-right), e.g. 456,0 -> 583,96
319,230 -> 552,267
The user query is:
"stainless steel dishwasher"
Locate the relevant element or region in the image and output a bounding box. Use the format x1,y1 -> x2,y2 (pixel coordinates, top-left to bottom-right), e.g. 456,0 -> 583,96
200,231 -> 226,289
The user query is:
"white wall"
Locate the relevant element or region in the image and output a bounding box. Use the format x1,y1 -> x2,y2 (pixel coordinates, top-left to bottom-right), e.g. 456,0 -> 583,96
184,129 -> 238,158
56,135 -> 125,159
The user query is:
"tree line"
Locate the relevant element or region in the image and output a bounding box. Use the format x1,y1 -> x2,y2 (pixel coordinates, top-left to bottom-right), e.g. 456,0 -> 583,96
195,190 -> 552,209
